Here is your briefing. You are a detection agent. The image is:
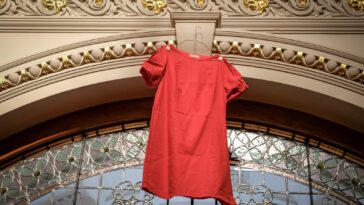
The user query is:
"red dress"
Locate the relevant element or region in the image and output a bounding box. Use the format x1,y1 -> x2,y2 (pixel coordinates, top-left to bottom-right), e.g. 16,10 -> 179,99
140,44 -> 248,205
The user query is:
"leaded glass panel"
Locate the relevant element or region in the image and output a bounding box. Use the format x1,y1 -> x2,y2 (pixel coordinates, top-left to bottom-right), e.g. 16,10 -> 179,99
1,128 -> 362,205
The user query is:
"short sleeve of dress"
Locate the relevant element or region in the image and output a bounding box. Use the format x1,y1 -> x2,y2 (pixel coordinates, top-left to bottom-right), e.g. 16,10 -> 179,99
139,45 -> 168,88
223,59 -> 249,102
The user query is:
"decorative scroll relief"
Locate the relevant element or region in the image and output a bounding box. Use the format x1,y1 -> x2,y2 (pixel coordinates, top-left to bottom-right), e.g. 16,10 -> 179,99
0,0 -> 363,16
0,40 -> 363,93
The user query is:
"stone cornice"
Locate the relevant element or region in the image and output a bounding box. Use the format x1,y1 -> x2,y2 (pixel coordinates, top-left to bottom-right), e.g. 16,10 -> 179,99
0,18 -> 364,33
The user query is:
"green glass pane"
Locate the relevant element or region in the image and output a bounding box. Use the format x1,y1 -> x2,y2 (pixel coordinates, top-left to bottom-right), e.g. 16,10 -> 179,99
6,189 -> 24,198
27,177 -> 38,189
272,140 -> 285,152
249,148 -> 263,161
324,158 -> 339,169
235,147 -> 248,158
0,195 -> 4,204
74,159 -> 88,170
309,149 -> 321,164
299,166 -> 309,177
251,136 -> 265,147
108,150 -> 121,160
126,134 -> 138,144
90,141 -> 103,151
35,158 -> 47,170
268,153 -> 283,165
288,146 -> 305,156
60,163 -> 72,174
55,152 -> 68,162
93,152 -> 106,164
1,176 -> 12,187
319,169 -> 333,183
40,172 -> 54,182
106,136 -> 118,148
345,166 -> 358,179
17,167 -> 33,177
71,146 -> 82,157
126,145 -> 140,160
309,165 -> 318,175
336,179 -> 352,191
354,186 -> 364,199
285,156 -> 298,171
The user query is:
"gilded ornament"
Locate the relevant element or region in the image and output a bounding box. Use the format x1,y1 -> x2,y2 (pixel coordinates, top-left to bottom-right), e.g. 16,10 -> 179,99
296,0 -> 309,8
316,56 -> 325,69
196,0 -> 205,7
42,0 -> 66,12
62,56 -> 72,69
252,43 -> 261,57
0,0 -> 6,8
33,170 -> 41,177
0,187 -> 6,195
294,51 -> 303,64
0,77 -> 8,89
273,47 -> 282,61
243,0 -> 269,14
347,0 -> 364,11
95,0 -> 103,7
142,0 -> 167,14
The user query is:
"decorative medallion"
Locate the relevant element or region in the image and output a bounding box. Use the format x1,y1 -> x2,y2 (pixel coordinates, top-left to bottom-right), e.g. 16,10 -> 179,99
243,0 -> 269,14
41,0 -> 66,12
142,0 -> 167,14
347,0 -> 364,11
0,0 -> 6,8
296,0 -> 309,8
196,0 -> 206,7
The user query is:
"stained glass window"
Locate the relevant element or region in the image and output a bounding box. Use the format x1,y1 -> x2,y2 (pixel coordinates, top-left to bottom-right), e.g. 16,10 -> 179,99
0,128 -> 363,205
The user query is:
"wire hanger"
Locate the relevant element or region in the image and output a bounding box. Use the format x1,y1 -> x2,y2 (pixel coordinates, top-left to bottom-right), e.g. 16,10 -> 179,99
178,25 -> 212,52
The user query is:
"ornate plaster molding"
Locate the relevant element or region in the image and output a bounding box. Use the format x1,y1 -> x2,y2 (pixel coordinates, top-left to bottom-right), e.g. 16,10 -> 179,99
0,0 -> 363,17
0,39 -> 363,99
215,41 -> 363,83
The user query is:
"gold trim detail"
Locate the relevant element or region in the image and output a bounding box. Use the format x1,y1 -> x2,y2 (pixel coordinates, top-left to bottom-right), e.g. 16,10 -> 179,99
196,0 -> 206,7
297,0 -> 309,8
347,0 -> 364,11
142,0 -> 167,14
95,0 -> 104,7
243,0 -> 269,14
0,0 -> 6,8
0,40 -> 363,93
41,0 -> 66,12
